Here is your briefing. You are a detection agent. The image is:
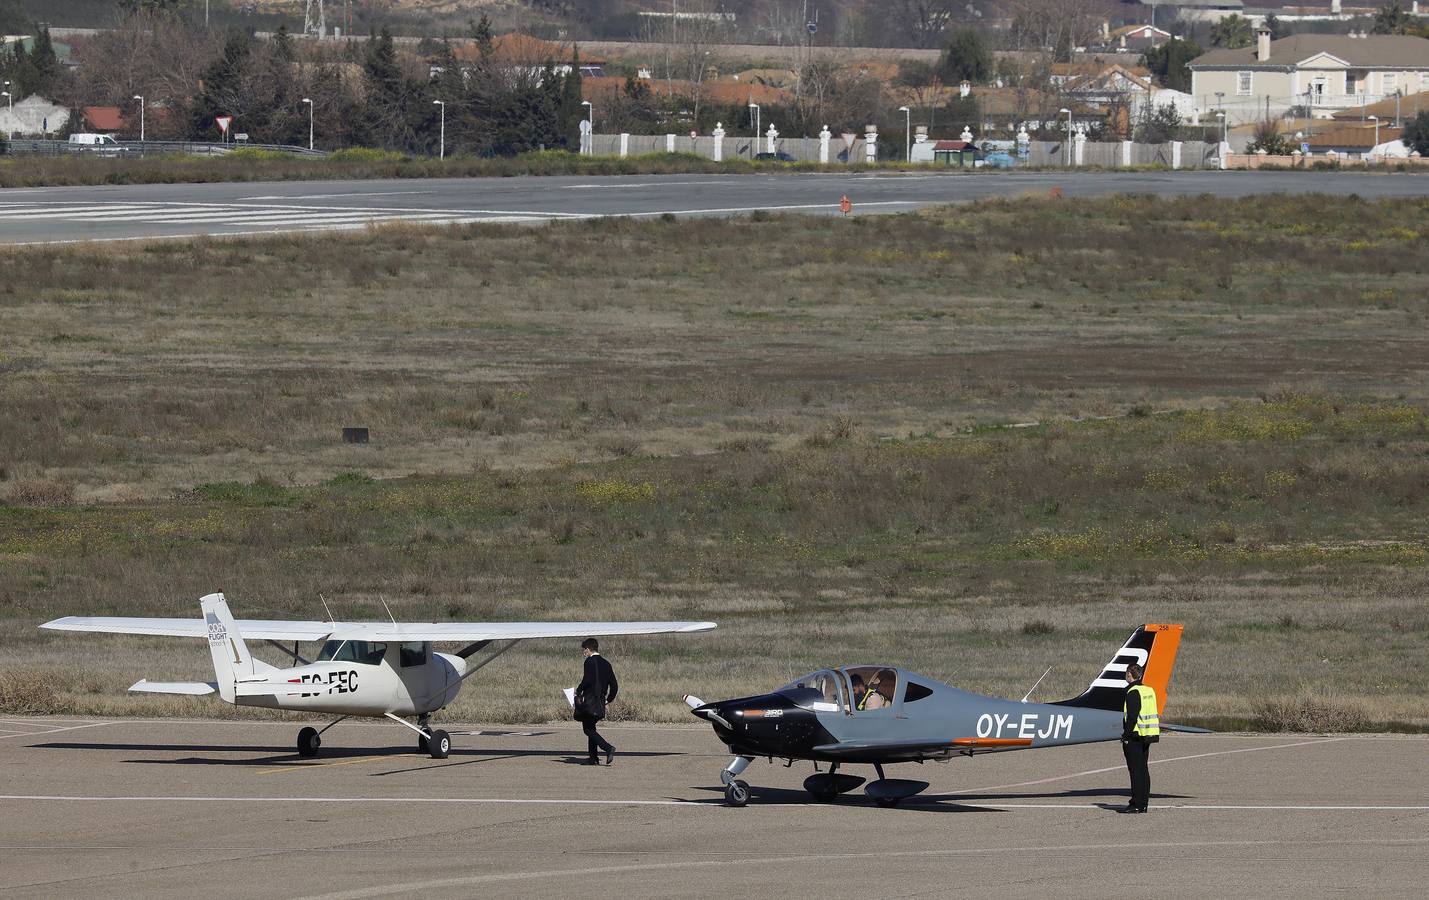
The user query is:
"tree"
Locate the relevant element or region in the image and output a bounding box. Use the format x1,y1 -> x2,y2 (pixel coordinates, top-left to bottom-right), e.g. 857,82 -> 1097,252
1209,14 -> 1253,49
937,28 -> 990,84
0,0 -> 25,34
1264,15 -> 1288,40
1245,118 -> 1295,155
1372,1 -> 1413,34
1133,102 -> 1183,143
1141,37 -> 1202,93
887,1 -> 959,49
1403,110 -> 1429,155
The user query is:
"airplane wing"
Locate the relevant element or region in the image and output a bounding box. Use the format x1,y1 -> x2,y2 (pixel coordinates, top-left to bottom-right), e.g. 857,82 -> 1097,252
41,617 -> 335,641
812,736 -> 1035,762
42,616 -> 716,643
323,621 -> 717,642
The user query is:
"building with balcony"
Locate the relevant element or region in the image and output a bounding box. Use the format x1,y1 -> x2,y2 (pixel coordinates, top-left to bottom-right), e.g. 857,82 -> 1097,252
1187,27 -> 1429,123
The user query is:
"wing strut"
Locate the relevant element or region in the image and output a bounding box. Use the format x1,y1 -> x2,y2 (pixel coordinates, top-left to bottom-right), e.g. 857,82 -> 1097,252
265,639 -> 311,666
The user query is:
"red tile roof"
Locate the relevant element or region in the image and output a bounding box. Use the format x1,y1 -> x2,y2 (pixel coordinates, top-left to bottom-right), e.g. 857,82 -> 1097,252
81,106 -> 126,131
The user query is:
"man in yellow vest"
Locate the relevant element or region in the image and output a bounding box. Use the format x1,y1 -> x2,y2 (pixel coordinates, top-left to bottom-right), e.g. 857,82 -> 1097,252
1119,662 -> 1160,813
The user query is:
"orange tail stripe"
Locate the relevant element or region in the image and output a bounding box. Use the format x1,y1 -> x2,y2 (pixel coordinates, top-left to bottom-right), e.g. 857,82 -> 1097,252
1141,623 -> 1183,715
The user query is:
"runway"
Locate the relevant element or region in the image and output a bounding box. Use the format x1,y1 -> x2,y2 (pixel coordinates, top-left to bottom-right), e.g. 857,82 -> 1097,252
2,717 -> 1425,898
2,170 -> 1427,244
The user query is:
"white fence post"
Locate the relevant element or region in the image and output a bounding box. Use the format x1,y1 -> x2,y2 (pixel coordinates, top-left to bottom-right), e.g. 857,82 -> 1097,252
1171,141 -> 1182,169
864,125 -> 878,163
665,133 -> 675,153
712,123 -> 724,161
1074,132 -> 1086,166
819,125 -> 831,164
619,133 -> 629,158
1121,139 -> 1132,167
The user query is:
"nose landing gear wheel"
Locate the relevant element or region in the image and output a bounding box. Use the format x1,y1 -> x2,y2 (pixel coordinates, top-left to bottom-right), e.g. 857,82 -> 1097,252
724,779 -> 751,807
297,726 -> 320,758
427,729 -> 451,759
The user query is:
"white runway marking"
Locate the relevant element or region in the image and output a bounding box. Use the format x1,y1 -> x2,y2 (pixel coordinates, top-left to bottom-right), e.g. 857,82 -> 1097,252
955,737 -> 1348,794
239,191 -> 440,200
4,793 -> 1424,812
0,722 -> 113,740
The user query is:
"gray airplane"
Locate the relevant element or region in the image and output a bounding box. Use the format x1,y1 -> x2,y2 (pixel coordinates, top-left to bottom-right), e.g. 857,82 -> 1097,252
685,623 -> 1201,806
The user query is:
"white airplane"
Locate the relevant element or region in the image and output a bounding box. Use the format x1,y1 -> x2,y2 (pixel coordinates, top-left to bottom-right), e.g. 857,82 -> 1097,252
40,592 -> 716,759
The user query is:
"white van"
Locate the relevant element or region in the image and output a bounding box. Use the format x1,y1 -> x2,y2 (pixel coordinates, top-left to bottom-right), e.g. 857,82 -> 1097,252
68,133 -> 126,153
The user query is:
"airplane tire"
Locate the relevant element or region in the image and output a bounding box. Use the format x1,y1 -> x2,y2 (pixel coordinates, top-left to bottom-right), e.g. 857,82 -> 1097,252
297,727 -> 320,758
725,780 -> 751,807
417,734 -> 430,755
428,729 -> 451,759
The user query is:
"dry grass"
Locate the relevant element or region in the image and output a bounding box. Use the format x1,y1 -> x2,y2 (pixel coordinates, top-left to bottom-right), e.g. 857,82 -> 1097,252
2,195 -> 1428,728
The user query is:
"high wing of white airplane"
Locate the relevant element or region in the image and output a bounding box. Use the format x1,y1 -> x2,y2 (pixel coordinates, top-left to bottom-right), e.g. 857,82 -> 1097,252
41,592 -> 716,759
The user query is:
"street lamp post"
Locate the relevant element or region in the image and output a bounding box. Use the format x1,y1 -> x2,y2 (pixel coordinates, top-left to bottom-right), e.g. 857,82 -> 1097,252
1369,115 -> 1379,158
897,105 -> 910,161
433,99 -> 445,159
133,95 -> 145,143
748,102 -> 760,159
2,91 -> 11,116
301,97 -> 313,151
1059,107 -> 1071,166
580,100 -> 592,155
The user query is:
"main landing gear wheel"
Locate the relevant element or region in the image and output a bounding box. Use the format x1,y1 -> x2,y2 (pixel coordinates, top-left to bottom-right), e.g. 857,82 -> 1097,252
417,734 -> 430,754
724,779 -> 751,807
427,729 -> 451,759
297,726 -> 321,758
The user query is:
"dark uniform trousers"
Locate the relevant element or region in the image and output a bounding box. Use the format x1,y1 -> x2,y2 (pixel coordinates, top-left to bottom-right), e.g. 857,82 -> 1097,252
1122,738 -> 1151,809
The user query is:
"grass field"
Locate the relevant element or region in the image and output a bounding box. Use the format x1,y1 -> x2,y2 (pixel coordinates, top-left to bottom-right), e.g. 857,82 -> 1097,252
0,149 -> 929,188
2,193 -> 1427,729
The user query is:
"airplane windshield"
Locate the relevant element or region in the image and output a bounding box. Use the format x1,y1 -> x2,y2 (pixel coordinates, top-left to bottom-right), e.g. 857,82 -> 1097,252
777,670 -> 845,712
316,640 -> 387,665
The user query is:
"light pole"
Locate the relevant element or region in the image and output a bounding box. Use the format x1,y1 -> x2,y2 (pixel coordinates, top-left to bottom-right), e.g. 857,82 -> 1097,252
2,91 -> 10,117
1215,91 -> 1224,111
301,97 -> 313,151
748,102 -> 760,158
1059,107 -> 1071,166
1216,111 -> 1226,145
133,95 -> 145,142
1369,115 -> 1379,158
580,100 -> 592,155
898,105 -> 910,161
432,99 -> 445,159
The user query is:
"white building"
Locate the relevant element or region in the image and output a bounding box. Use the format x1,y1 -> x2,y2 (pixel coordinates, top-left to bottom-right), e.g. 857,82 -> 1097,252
1189,28 -> 1429,123
0,94 -> 71,137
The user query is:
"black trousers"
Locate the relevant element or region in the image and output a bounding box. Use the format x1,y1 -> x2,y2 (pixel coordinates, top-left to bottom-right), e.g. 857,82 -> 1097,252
1122,739 -> 1151,809
583,719 -> 613,759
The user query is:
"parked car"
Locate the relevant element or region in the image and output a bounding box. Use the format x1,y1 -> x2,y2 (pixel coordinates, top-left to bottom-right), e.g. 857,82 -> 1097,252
980,150 -> 1017,168
755,151 -> 796,162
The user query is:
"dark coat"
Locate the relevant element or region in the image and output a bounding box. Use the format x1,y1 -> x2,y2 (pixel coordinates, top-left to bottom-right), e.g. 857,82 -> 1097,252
575,654 -> 618,722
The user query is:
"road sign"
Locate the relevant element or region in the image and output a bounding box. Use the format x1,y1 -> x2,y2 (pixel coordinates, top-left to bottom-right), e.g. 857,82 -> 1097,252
1300,142 -> 1309,153
216,115 -> 234,135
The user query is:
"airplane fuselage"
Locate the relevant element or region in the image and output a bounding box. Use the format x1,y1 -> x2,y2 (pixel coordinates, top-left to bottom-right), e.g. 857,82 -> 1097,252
238,650 -> 465,717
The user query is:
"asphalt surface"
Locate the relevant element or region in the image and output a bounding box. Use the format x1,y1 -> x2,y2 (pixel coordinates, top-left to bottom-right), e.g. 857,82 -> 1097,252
2,170 -> 1428,245
2,717 -> 1426,899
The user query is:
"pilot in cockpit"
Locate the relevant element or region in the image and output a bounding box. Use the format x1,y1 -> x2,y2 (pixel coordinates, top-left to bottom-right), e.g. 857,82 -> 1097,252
863,669 -> 896,709
850,673 -> 868,709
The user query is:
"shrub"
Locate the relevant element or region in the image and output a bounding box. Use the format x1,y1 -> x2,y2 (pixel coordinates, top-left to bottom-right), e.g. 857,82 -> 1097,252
4,478 -> 75,508
1253,692 -> 1370,733
1022,620 -> 1056,635
1246,119 -> 1295,156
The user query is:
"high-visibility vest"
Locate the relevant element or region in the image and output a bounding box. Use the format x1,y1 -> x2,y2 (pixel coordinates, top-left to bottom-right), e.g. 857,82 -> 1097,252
1125,683 -> 1160,737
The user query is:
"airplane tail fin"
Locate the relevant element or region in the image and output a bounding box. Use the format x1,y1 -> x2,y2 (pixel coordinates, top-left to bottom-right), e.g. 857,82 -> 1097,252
1052,624 -> 1183,715
201,593 -> 256,704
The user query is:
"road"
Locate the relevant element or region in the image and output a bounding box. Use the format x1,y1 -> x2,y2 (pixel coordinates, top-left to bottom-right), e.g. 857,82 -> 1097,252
1,170 -> 1427,245
2,717 -> 1426,899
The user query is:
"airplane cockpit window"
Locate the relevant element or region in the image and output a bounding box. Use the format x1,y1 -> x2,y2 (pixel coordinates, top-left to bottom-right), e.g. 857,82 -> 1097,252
777,670 -> 845,712
904,681 -> 934,703
844,666 -> 899,711
316,640 -> 387,665
400,641 -> 428,668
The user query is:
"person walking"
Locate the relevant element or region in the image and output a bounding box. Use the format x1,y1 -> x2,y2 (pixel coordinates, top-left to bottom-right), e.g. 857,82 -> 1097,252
1119,661 -> 1160,813
575,637 -> 618,765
